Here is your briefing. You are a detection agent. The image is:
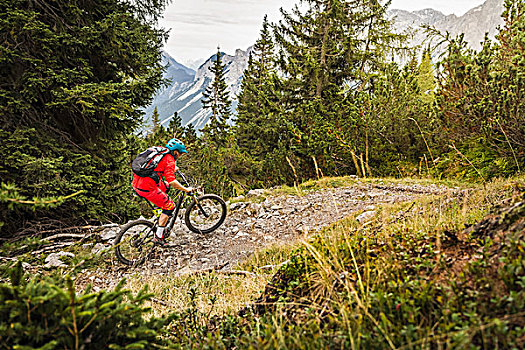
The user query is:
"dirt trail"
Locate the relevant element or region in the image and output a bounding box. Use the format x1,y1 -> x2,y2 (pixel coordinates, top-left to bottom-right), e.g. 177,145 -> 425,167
76,181 -> 453,290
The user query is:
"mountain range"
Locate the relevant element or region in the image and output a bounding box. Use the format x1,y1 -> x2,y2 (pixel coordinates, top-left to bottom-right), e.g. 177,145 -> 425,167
143,0 -> 504,131
390,0 -> 504,51
143,48 -> 250,131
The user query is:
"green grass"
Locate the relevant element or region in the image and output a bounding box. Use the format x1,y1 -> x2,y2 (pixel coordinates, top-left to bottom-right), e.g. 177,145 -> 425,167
124,242 -> 295,319
2,176 -> 523,349
153,176 -> 524,349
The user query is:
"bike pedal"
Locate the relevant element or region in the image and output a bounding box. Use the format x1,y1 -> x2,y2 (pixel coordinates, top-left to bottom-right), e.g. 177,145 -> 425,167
153,236 -> 167,247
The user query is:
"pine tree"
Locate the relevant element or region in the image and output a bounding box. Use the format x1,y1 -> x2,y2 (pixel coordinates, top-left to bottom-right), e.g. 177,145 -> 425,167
236,16 -> 282,157
492,0 -> 524,170
0,263 -> 172,348
274,0 -> 403,100
184,122 -> 198,146
434,0 -> 524,177
201,48 -> 232,146
271,0 -> 405,179
234,16 -> 295,185
152,106 -> 161,133
0,0 -> 169,236
146,107 -> 170,146
167,112 -> 185,140
0,0 -> 169,142
417,48 -> 436,104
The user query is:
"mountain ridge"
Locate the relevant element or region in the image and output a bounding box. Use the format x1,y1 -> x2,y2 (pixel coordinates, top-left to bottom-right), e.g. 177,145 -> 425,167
391,0 -> 504,51
143,48 -> 250,130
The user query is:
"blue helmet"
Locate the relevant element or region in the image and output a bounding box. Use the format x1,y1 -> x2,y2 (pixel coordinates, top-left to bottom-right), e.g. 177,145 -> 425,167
165,138 -> 187,154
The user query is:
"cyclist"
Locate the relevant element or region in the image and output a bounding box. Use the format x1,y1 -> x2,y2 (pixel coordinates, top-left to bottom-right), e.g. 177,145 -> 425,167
132,138 -> 194,245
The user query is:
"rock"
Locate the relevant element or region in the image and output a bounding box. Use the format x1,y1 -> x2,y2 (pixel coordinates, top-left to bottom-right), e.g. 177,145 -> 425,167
246,189 -> 265,197
91,243 -> 107,255
248,203 -> 261,216
231,195 -> 246,202
230,202 -> 245,211
45,252 -> 75,268
356,210 -> 376,223
100,227 -> 119,241
367,191 -> 384,198
296,225 -> 310,233
234,232 -> 249,239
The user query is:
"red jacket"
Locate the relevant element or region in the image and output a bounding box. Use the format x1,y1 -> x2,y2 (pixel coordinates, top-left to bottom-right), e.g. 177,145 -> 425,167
132,153 -> 176,191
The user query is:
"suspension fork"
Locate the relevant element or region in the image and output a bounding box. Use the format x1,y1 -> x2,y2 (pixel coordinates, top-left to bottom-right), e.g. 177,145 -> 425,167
192,193 -> 210,218
176,170 -> 209,218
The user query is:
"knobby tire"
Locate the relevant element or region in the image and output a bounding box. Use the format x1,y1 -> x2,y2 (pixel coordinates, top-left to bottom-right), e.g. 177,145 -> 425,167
184,194 -> 227,234
114,219 -> 155,266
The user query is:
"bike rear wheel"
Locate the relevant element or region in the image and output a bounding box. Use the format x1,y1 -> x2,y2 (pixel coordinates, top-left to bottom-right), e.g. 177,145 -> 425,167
185,194 -> 227,234
114,219 -> 155,266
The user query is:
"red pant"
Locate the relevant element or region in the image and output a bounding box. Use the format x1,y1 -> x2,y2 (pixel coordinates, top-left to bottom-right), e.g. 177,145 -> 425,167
132,175 -> 175,211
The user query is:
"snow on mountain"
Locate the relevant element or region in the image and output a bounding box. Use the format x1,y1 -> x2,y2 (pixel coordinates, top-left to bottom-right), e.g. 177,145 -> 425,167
142,52 -> 195,128
144,48 -> 250,131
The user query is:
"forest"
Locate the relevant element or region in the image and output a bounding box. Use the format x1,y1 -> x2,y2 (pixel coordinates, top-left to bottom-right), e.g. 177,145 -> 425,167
1,0 -> 522,237
0,0 -> 523,348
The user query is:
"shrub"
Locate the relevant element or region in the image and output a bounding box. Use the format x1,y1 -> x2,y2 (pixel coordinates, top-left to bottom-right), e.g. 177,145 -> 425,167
0,262 -> 172,349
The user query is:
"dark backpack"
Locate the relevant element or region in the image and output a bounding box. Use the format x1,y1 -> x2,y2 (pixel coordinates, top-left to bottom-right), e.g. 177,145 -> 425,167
131,146 -> 171,183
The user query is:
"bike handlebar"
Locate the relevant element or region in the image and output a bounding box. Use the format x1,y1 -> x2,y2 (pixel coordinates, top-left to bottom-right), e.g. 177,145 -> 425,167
177,170 -> 201,194
176,170 -> 190,186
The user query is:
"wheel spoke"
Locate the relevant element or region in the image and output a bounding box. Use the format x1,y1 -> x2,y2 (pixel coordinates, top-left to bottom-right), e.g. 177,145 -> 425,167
114,220 -> 155,265
185,194 -> 227,234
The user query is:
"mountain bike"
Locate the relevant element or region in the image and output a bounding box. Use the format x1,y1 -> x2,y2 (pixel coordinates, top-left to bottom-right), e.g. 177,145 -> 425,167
114,171 -> 227,266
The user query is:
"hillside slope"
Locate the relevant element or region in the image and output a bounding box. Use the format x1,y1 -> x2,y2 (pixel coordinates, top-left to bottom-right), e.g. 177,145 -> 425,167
143,48 -> 250,130
2,176 -> 523,348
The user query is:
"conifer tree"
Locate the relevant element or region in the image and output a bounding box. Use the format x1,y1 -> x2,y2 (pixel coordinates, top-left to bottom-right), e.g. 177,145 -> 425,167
152,106 -> 161,134
417,48 -> 436,104
184,122 -> 198,146
272,0 -> 405,179
492,0 -> 524,169
0,0 -> 169,235
201,48 -> 232,146
435,0 -> 524,176
0,263 -> 172,348
146,107 -> 170,146
167,112 -> 186,140
235,16 -> 293,185
0,0 -> 169,142
236,16 -> 281,157
274,0 -> 402,100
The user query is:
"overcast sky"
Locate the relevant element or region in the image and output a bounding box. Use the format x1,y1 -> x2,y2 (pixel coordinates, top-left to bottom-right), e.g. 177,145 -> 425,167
159,0 -> 486,68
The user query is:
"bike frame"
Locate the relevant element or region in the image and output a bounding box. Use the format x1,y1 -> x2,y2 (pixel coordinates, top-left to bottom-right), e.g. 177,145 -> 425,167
164,190 -> 186,237
139,171 -> 205,239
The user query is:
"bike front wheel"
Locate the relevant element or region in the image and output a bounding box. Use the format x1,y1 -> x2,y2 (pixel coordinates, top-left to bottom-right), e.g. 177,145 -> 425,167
184,194 -> 227,234
114,219 -> 155,266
